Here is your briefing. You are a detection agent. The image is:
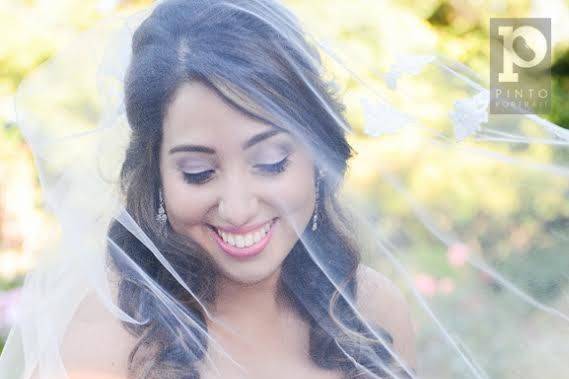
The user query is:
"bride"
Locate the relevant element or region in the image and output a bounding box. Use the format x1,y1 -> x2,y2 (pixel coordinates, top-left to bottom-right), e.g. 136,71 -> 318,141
61,73 -> 417,376
23,1 -> 416,378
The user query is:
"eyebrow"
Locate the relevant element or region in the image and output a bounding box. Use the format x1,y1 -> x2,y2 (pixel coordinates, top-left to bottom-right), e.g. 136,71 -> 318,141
168,128 -> 286,155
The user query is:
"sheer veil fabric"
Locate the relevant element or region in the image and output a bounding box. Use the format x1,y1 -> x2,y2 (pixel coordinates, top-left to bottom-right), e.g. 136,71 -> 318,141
1,1 -> 568,379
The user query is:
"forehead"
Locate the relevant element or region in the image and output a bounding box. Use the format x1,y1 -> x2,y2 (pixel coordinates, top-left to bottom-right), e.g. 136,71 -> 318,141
162,81 -> 274,144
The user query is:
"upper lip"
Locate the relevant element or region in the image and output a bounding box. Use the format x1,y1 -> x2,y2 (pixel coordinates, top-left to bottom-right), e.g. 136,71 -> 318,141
212,218 -> 275,234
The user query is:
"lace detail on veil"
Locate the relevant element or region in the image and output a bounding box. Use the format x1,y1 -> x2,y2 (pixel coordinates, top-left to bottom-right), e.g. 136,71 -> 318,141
383,54 -> 436,90
360,97 -> 415,137
449,90 -> 490,142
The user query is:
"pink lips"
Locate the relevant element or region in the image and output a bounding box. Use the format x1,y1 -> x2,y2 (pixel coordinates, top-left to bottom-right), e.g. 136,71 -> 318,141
211,218 -> 277,259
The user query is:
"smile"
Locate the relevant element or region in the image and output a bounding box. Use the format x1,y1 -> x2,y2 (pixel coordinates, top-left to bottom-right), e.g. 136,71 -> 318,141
209,218 -> 278,258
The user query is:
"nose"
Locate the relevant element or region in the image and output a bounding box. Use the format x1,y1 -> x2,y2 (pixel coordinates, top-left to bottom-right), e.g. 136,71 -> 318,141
218,180 -> 259,227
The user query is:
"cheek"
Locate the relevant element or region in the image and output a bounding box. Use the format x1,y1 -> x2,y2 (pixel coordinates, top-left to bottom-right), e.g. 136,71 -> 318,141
269,157 -> 316,230
162,171 -> 213,231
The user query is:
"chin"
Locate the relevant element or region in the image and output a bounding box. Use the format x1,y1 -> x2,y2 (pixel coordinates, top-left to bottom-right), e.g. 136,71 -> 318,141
217,263 -> 282,286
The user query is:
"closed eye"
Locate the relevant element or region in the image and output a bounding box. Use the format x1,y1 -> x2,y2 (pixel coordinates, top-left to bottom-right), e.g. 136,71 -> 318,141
254,155 -> 290,175
181,156 -> 290,185
182,169 -> 215,184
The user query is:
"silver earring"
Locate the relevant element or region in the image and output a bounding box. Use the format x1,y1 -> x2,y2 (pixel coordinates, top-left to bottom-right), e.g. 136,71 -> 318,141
312,171 -> 322,231
156,189 -> 168,225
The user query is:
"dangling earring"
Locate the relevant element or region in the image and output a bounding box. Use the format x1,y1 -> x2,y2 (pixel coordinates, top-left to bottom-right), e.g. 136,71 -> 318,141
312,170 -> 322,231
156,188 -> 168,225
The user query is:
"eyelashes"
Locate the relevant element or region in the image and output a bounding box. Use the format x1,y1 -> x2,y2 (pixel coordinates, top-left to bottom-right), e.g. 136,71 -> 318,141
182,156 -> 290,185
254,155 -> 290,175
182,169 -> 215,185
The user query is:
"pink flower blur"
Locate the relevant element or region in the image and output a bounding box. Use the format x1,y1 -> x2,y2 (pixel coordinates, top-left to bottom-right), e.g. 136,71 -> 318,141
447,242 -> 470,267
414,273 -> 438,297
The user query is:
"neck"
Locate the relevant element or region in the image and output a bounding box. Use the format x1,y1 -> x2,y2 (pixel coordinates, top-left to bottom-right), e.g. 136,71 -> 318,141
205,267 -> 308,357
214,267 -> 284,317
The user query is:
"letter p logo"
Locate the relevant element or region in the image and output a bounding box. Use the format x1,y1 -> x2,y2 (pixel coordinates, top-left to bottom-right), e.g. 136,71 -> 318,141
498,25 -> 548,83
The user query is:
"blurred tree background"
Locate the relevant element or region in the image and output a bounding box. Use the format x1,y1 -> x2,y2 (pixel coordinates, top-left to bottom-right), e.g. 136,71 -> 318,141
0,0 -> 568,376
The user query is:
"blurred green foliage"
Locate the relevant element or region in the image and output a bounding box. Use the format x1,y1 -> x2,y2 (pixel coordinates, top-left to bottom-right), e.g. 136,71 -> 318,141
284,0 -> 568,127
418,0 -> 568,128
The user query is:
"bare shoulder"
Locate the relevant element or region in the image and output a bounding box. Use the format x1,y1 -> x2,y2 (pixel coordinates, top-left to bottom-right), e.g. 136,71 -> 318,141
58,290 -> 138,378
355,264 -> 417,371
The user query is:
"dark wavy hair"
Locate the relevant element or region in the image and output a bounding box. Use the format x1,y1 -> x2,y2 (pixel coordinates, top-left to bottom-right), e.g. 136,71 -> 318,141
106,0 -> 408,378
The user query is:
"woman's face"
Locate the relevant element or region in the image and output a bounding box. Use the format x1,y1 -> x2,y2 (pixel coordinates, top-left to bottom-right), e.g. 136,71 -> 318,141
159,81 -> 316,285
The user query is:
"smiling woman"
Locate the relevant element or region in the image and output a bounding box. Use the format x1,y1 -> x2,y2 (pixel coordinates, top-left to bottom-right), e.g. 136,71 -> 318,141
102,0 -> 416,376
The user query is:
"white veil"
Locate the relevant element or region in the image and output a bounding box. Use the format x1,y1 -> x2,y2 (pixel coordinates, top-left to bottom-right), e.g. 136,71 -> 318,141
1,1 -> 568,378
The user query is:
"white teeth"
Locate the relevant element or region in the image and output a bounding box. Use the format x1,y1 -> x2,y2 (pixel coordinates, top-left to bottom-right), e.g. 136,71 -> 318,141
236,235 -> 245,248
253,230 -> 261,241
217,220 -> 273,248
